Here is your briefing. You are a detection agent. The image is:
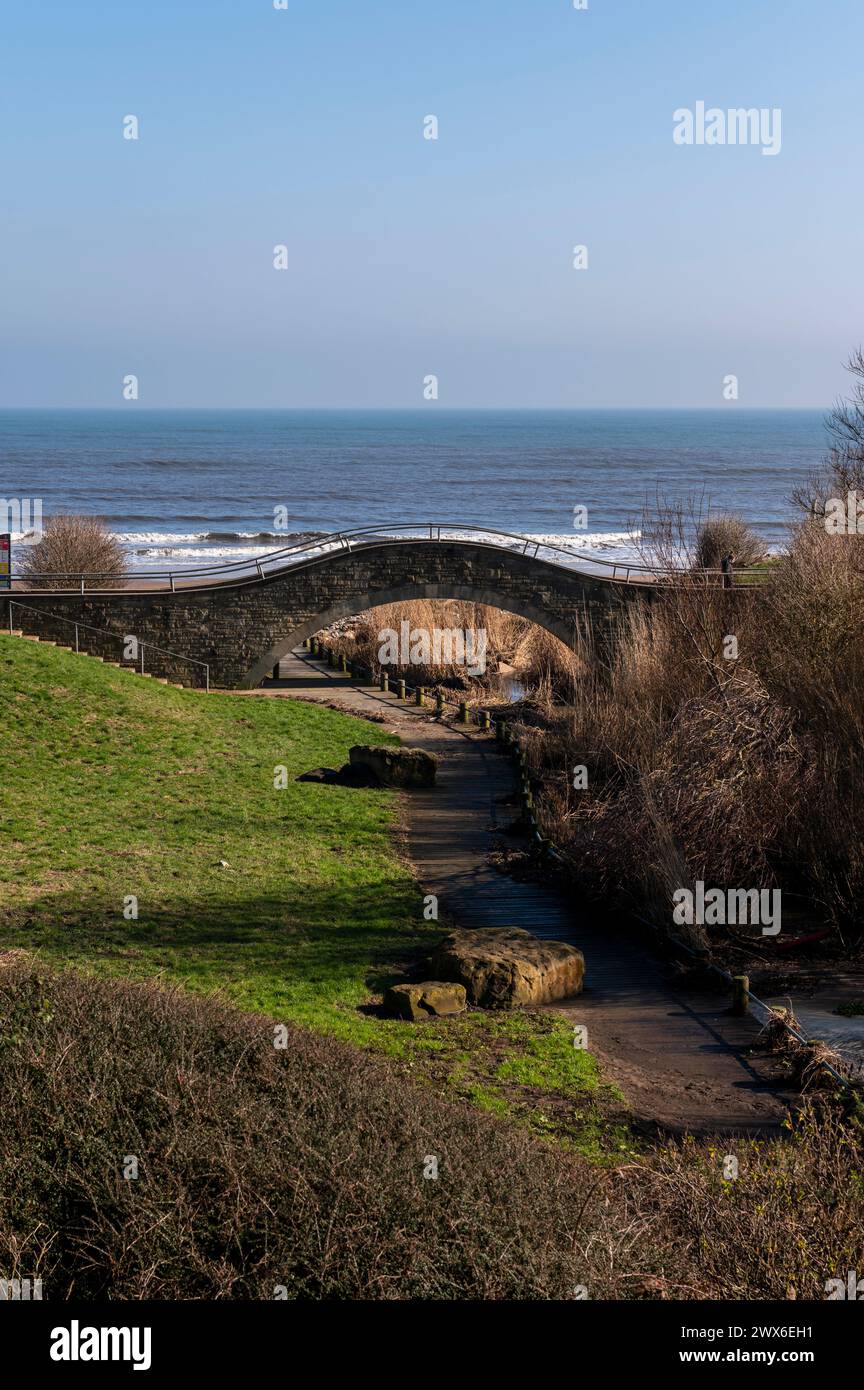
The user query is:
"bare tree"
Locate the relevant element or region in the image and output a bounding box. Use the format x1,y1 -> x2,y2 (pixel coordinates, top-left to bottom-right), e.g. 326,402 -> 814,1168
792,348 -> 864,516
18,514 -> 127,589
633,490 -> 763,573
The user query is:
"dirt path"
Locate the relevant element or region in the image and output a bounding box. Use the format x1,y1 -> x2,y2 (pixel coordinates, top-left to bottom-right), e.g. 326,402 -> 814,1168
242,650 -> 795,1135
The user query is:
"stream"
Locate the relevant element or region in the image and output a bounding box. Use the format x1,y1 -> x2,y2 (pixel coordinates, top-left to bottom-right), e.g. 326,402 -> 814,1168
764,976 -> 864,1079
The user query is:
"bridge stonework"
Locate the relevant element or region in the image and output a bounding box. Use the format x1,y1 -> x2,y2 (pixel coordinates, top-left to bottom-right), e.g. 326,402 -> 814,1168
4,541 -> 649,688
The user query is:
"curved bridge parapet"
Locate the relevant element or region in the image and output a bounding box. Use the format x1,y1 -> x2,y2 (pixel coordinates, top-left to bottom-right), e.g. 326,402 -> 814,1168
3,526 -> 753,688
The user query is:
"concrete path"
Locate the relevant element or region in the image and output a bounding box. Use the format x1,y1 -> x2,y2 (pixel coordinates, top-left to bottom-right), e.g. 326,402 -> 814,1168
243,650 -> 795,1135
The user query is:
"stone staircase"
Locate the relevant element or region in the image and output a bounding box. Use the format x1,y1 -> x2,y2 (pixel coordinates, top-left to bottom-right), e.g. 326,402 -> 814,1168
6,628 -> 188,688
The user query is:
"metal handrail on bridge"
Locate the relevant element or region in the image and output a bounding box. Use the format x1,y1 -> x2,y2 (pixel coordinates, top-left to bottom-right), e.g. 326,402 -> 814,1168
7,522 -> 770,592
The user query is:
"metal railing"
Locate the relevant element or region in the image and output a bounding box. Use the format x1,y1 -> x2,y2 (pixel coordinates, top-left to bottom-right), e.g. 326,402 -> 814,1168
7,522 -> 770,593
7,601 -> 210,691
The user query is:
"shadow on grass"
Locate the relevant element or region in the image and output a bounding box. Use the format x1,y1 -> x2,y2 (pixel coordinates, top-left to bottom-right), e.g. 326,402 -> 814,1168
0,879 -> 445,1013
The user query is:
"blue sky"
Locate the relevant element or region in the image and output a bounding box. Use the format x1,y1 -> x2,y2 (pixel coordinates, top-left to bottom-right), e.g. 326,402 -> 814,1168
1,0 -> 861,407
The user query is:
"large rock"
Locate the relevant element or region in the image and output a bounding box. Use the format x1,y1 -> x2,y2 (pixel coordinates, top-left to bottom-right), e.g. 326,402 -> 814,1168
431,928 -> 585,1009
348,744 -> 437,788
383,981 -> 467,1021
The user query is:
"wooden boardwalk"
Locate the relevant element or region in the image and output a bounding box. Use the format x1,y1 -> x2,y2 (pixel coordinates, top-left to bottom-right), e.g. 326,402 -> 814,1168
247,651 -> 796,1135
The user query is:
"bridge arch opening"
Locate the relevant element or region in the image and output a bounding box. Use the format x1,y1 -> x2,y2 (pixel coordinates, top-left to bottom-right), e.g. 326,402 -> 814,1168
248,591 -> 588,697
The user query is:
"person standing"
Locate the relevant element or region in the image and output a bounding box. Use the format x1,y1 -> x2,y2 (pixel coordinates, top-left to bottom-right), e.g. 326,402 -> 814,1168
721,551 -> 735,590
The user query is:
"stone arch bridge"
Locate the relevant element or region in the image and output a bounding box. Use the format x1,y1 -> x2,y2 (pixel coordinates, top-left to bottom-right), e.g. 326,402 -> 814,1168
4,526 -> 674,688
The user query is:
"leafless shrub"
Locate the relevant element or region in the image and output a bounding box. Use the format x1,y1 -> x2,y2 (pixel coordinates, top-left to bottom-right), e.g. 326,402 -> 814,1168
18,513 -> 126,590
3,959 -> 862,1300
510,623 -> 585,702
519,550 -> 853,938
693,514 -> 767,570
615,1101 -> 864,1300
0,958 -> 631,1301
750,524 -> 864,928
793,348 -> 864,516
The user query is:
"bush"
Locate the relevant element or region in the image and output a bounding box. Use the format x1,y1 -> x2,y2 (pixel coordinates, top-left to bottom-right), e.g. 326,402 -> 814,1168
0,957 -> 625,1301
18,513 -> 126,589
693,514 -> 766,570
615,1102 -> 864,1300
752,525 -> 864,926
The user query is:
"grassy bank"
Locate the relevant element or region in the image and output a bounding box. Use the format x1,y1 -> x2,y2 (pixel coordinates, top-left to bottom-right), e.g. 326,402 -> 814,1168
4,632 -> 863,1300
0,633 -> 418,1028
0,634 -> 614,1150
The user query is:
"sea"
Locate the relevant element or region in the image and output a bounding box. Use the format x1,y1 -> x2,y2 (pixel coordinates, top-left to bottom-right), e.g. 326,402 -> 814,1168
0,408 -> 826,573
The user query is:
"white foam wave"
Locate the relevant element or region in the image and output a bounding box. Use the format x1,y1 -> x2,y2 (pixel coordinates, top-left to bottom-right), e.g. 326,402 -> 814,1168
114,531 -> 205,546
110,525 -> 649,573
528,530 -> 640,547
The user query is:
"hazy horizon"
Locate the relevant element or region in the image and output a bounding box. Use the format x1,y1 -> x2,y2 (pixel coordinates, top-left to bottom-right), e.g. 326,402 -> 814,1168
0,405 -> 835,415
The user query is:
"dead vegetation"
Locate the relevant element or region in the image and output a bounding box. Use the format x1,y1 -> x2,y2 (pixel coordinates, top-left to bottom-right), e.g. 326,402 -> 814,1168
323,597 -> 584,702
516,510 -> 864,948
2,956 -> 862,1301
18,513 -> 127,589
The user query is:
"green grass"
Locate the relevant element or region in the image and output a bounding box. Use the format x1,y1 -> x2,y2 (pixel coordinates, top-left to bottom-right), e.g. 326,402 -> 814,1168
0,635 -> 621,1152
738,556 -> 782,586
0,635 -> 425,1034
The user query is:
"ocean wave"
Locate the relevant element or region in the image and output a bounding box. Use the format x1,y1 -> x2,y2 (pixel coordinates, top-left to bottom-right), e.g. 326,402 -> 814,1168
527,529 -> 642,552
128,545 -> 294,564
114,532 -> 208,546
528,529 -> 639,544
91,523 -> 777,574
110,525 -> 650,573
114,529 -> 323,549
204,530 -> 318,543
